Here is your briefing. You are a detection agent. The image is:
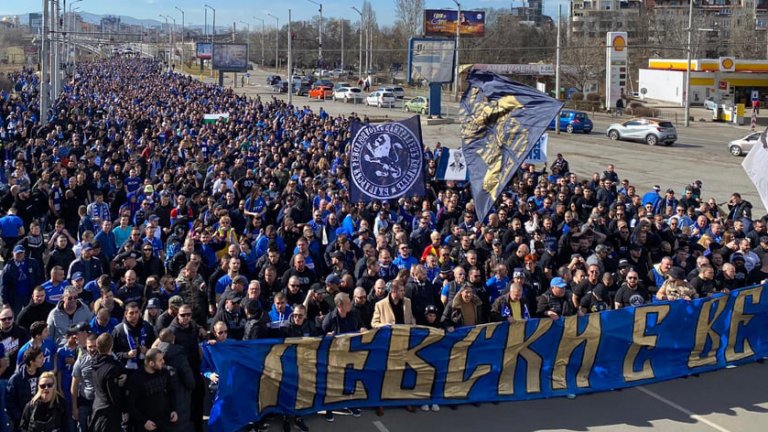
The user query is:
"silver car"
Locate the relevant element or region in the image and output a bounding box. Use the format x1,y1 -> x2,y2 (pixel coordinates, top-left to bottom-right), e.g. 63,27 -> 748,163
606,117 -> 677,146
728,132 -> 761,156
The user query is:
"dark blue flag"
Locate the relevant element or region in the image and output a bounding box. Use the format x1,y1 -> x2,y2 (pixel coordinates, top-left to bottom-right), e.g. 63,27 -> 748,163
460,70 -> 563,221
349,116 -> 426,202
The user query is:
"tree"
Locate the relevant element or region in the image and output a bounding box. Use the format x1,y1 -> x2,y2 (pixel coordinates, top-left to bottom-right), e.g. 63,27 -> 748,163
560,33 -> 604,100
394,0 -> 424,37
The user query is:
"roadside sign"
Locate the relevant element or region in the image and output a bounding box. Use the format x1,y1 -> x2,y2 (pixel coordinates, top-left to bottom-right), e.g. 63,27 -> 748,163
752,90 -> 759,101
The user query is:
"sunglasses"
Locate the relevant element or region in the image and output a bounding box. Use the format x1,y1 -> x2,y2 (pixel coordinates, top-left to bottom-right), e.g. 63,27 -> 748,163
178,313 -> 192,318
39,383 -> 54,389
216,330 -> 228,335
0,317 -> 12,322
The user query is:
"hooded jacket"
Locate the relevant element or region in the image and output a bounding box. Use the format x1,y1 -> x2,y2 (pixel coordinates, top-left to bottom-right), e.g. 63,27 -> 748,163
168,319 -> 202,369
441,292 -> 485,328
91,353 -> 123,414
6,365 -> 43,424
156,341 -> 194,431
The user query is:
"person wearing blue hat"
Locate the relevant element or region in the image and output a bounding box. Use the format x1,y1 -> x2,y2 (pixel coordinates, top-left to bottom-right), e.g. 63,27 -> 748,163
536,277 -> 577,319
0,244 -> 44,314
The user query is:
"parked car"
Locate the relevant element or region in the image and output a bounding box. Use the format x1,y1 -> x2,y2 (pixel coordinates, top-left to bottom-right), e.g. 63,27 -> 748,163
314,69 -> 330,77
308,85 -> 333,100
403,96 -> 429,114
366,90 -> 396,108
378,86 -> 405,99
704,98 -> 718,111
315,79 -> 334,88
333,87 -> 364,103
548,110 -> 593,133
294,82 -> 311,96
728,132 -> 761,156
267,75 -> 281,86
606,117 -> 677,146
331,69 -> 345,77
334,82 -> 352,90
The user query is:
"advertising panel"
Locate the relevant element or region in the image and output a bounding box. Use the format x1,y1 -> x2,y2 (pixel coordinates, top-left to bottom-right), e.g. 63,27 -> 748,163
605,32 -> 628,111
196,42 -> 212,60
212,43 -> 248,71
408,38 -> 456,84
424,9 -> 485,37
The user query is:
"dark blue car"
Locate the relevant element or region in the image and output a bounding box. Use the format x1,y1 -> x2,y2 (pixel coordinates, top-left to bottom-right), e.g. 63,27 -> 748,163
548,110 -> 593,133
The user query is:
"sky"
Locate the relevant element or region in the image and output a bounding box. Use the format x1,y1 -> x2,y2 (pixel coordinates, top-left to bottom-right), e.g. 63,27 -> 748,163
1,0 -> 568,29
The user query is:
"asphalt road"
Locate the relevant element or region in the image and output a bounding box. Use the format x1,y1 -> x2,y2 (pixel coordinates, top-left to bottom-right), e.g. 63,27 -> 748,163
195,69 -> 768,432
263,361 -> 768,432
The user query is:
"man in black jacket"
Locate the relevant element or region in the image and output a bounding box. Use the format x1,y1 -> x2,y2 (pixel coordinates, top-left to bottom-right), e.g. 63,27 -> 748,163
169,304 -> 205,432
90,333 -> 126,432
111,302 -> 157,372
126,348 -> 178,432
155,329 -> 194,431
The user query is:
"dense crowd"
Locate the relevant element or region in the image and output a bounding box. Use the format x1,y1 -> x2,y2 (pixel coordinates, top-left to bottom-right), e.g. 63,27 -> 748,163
0,57 -> 766,432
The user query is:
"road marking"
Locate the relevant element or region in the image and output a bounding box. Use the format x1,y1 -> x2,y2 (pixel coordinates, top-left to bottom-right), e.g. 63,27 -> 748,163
636,386 -> 733,432
372,420 -> 391,432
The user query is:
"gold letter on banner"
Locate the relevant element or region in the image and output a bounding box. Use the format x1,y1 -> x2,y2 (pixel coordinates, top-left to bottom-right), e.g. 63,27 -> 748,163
687,297 -> 727,368
259,344 -> 289,412
623,305 -> 670,382
725,286 -> 763,362
445,324 -> 499,399
324,329 -> 378,404
498,319 -> 553,395
381,326 -> 442,400
552,314 -> 601,390
289,338 -> 322,410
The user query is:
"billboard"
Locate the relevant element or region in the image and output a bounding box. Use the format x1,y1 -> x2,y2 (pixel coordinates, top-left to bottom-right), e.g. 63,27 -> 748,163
408,38 -> 456,84
425,9 -> 485,37
196,42 -> 212,60
212,43 -> 248,72
605,32 -> 628,111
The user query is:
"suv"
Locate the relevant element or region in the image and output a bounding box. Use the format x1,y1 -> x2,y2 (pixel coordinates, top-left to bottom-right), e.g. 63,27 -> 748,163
606,117 -> 677,146
548,110 -> 593,133
333,87 -> 363,103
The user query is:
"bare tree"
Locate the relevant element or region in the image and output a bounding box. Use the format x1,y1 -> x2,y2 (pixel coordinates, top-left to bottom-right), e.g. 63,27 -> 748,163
560,33 -> 604,99
394,0 -> 424,37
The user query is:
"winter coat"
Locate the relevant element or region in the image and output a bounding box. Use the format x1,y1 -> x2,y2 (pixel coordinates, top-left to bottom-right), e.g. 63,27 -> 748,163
19,398 -> 68,432
156,341 -> 194,431
6,366 -> 43,425
46,300 -> 94,345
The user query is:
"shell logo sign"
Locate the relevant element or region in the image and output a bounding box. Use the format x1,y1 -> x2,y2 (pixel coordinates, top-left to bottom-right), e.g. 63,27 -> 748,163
613,35 -> 626,52
719,57 -> 735,72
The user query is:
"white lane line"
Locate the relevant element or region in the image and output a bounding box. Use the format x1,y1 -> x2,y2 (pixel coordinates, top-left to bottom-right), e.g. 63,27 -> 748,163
372,420 -> 391,432
636,386 -> 733,432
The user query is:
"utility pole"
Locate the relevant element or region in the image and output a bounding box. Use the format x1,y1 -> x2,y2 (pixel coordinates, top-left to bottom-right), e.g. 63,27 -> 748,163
52,0 -> 60,101
307,0 -> 323,67
452,0 -> 461,101
205,5 -> 216,77
684,0 -> 694,127
254,17 -> 265,68
352,7 -> 363,80
340,19 -> 344,70
288,9 -> 293,106
268,13 -> 279,72
41,0 -> 50,127
555,5 -> 562,134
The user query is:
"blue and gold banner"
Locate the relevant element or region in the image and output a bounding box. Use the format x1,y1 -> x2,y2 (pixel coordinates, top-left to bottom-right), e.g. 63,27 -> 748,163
349,116 -> 426,202
204,285 -> 768,432
460,70 -> 563,221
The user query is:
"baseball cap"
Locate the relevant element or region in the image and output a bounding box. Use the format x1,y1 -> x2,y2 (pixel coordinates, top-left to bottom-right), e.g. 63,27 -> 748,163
424,305 -> 439,315
513,268 -> 525,278
226,292 -> 243,303
653,185 -> 661,191
551,277 -> 568,289
730,252 -> 745,262
325,274 -> 341,285
492,239 -> 502,246
666,188 -> 675,194
618,259 -> 630,268
595,244 -> 609,253
760,236 -> 768,244
233,275 -> 249,285
82,243 -> 93,252
147,298 -> 161,309
667,267 -> 686,281
71,272 -> 84,281
169,295 -> 184,307
440,262 -> 453,273
311,283 -> 326,293
12,245 -> 25,254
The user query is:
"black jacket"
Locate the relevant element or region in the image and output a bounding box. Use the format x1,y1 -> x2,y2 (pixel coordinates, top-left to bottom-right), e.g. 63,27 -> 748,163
0,325 -> 30,379
156,342 -> 194,431
6,366 -> 43,424
19,398 -> 68,432
243,311 -> 272,340
168,319 -> 202,369
91,354 -> 124,414
126,367 -> 177,431
110,320 -> 157,369
16,302 -> 54,335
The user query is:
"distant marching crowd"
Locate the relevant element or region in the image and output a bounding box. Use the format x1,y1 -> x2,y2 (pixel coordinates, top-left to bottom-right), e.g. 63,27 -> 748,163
0,57 -> 766,432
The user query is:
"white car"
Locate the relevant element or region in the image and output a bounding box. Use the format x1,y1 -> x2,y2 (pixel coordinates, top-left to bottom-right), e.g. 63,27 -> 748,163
366,91 -> 396,108
728,132 -> 761,156
314,69 -> 330,77
378,86 -> 405,99
333,87 -> 363,103
331,69 -> 346,77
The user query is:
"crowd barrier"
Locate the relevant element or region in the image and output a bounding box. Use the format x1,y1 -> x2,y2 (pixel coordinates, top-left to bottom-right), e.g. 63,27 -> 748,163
203,284 -> 768,432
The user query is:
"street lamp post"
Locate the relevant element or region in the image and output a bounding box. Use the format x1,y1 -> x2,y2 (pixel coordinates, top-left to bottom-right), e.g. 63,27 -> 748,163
239,21 -> 250,43
159,14 -> 169,65
307,0 -> 323,67
268,13 -> 279,72
205,5 -> 215,77
175,6 -> 184,63
288,9 -> 293,106
68,0 -> 83,67
352,7 -> 363,81
452,0 -> 461,101
340,18 -> 344,70
254,17 -> 265,68
684,0 -> 694,127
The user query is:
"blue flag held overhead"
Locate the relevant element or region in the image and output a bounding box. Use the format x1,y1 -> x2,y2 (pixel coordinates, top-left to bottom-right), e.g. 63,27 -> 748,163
349,116 -> 426,202
460,70 -> 563,221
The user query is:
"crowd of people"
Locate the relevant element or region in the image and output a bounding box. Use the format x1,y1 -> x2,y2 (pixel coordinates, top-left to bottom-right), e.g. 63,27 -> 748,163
0,57 -> 766,432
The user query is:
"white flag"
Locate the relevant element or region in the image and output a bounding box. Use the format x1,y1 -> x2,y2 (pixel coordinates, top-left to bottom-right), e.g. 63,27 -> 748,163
742,126 -> 768,213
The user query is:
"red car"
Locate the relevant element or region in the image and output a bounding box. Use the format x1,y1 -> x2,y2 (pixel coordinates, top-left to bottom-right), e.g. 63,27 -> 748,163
308,85 -> 333,100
